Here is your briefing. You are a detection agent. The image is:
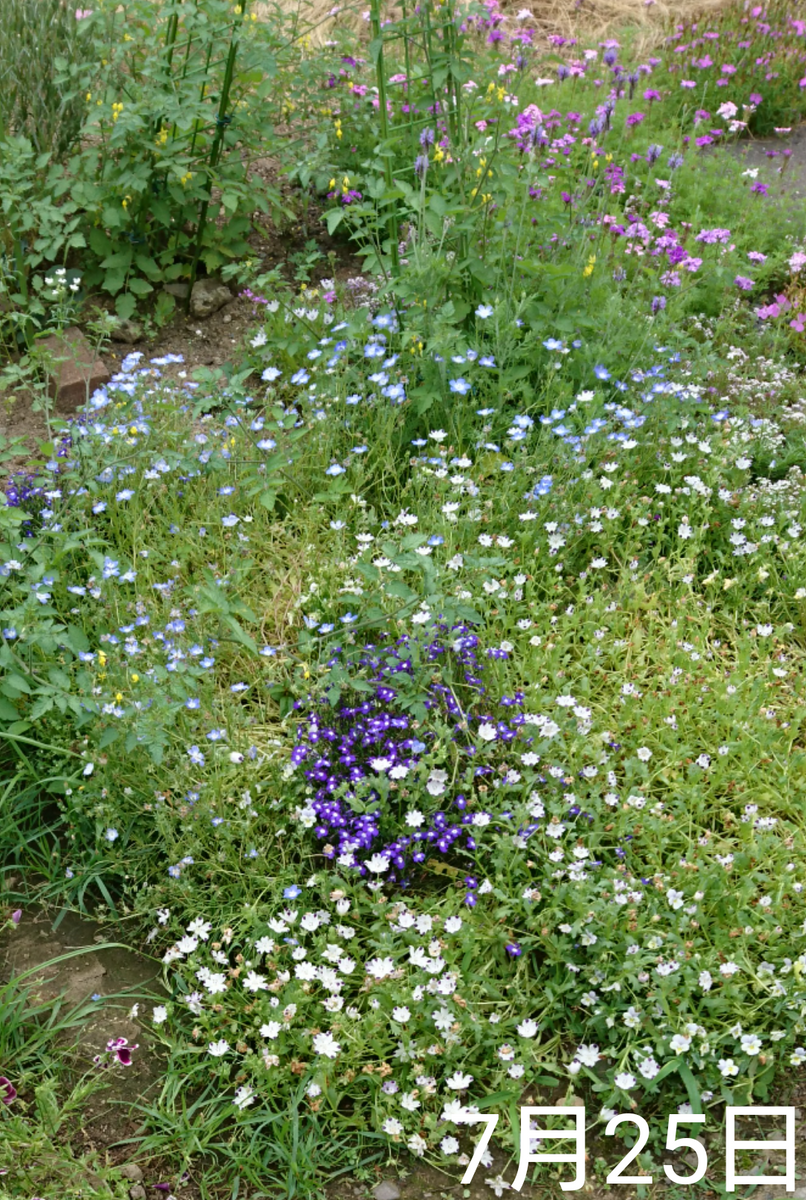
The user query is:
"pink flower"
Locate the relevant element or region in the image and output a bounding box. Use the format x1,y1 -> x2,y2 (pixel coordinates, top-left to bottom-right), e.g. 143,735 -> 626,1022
0,1078 -> 17,1105
791,313 -> 806,333
734,275 -> 754,291
75,7 -> 93,16
680,80 -> 696,89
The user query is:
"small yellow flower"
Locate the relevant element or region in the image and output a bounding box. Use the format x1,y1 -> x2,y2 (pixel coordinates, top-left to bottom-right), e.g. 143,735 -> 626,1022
86,92 -> 92,102
98,651 -> 107,667
115,692 -> 124,702
131,674 -> 139,683
583,254 -> 596,279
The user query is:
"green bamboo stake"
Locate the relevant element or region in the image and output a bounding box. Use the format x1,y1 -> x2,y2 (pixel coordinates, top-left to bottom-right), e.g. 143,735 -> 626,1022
185,2 -> 247,303
370,0 -> 400,276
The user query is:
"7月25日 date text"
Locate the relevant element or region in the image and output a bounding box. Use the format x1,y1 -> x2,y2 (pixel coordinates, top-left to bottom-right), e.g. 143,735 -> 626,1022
461,1106 -> 797,1191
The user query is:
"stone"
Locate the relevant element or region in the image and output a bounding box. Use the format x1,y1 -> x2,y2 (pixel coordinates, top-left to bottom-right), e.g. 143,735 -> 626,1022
128,1186 -> 147,1200
119,1163 -> 144,1182
163,282 -> 190,299
373,1183 -> 401,1200
38,327 -> 110,413
190,277 -> 232,319
110,318 -> 144,344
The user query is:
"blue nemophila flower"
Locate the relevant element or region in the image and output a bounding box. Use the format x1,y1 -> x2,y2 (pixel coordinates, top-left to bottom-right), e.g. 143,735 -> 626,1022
363,342 -> 385,359
3,628 -> 17,639
262,367 -> 282,382
500,462 -> 514,472
543,338 -> 564,351
212,817 -> 224,827
351,446 -> 368,455
479,355 -> 496,368
284,885 -> 302,900
260,646 -> 276,657
506,943 -> 522,957
594,364 -> 611,380
475,304 -> 493,319
187,745 -> 205,765
449,378 -> 471,395
330,520 -> 346,530
186,698 -> 200,710
93,502 -> 107,514
326,464 -> 346,476
319,623 -> 335,633
222,514 -> 239,527
291,369 -> 310,385
428,535 -> 444,546
477,407 -> 495,416
116,489 -> 135,501
373,313 -> 397,330
206,728 -> 226,741
340,612 -> 358,624
533,476 -> 553,496
105,828 -> 119,843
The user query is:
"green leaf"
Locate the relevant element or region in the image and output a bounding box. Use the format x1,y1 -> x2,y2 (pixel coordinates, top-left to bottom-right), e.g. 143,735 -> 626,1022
325,208 -> 344,235
0,697 -> 21,720
128,277 -> 153,296
104,267 -> 127,296
115,292 -> 137,320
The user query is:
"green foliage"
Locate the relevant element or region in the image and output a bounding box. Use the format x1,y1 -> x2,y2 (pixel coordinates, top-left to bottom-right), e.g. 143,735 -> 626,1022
0,0 -> 92,157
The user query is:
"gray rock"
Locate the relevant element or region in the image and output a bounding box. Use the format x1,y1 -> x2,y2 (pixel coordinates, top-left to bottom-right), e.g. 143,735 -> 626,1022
163,282 -> 190,299
110,318 -> 144,344
128,1187 -> 146,1200
119,1163 -> 144,1182
190,277 -> 232,319
373,1183 -> 401,1200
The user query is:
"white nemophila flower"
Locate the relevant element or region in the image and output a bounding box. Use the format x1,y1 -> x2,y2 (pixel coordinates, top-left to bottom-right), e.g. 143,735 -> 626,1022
446,1070 -> 474,1090
208,1039 -> 229,1056
400,1091 -> 421,1111
312,1031 -> 341,1058
366,956 -> 396,979
638,1056 -> 660,1079
187,918 -> 212,940
575,1044 -> 600,1066
260,1021 -> 282,1040
441,1134 -> 461,1155
517,1019 -> 539,1038
486,1175 -> 511,1196
254,936 -> 275,954
614,1072 -> 636,1090
392,1006 -> 411,1023
152,1005 -> 168,1024
366,853 -> 390,873
699,970 -> 713,991
720,961 -> 740,977
636,746 -> 652,761
243,971 -> 268,992
233,1084 -> 255,1110
444,916 -> 462,933
477,722 -> 497,741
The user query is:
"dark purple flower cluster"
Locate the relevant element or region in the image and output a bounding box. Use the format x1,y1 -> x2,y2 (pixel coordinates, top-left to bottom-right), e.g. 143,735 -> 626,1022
290,625 -> 529,881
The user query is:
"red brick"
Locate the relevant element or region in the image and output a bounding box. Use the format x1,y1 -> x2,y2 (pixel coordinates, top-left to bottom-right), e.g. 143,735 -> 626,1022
39,326 -> 111,413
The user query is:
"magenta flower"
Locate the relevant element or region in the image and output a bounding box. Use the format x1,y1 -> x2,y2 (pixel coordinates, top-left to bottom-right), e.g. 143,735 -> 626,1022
790,313 -> 806,333
0,1078 -> 17,1105
106,1036 -> 138,1066
734,276 -> 754,291
11,910 -> 21,925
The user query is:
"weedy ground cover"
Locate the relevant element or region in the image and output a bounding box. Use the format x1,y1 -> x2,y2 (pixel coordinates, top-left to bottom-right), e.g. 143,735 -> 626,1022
1,1 -> 806,1197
